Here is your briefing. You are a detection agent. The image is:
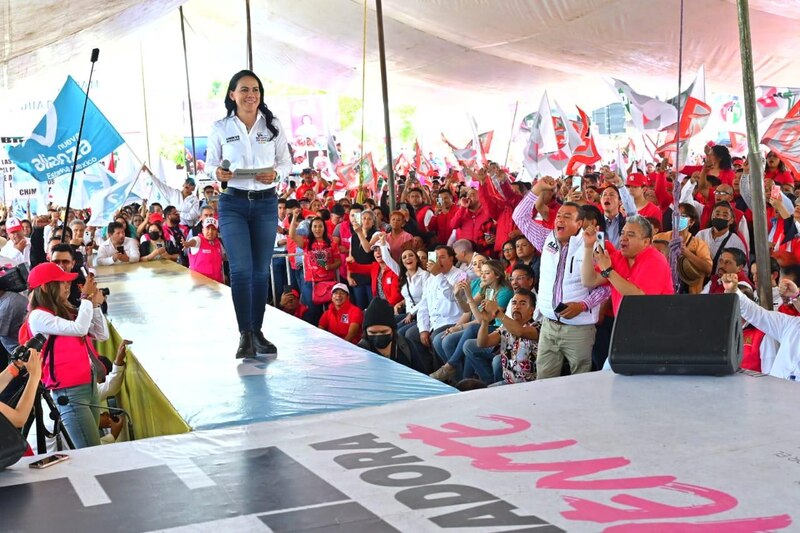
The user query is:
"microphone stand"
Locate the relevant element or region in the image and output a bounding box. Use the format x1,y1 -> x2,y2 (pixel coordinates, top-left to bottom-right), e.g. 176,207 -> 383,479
60,48 -> 100,243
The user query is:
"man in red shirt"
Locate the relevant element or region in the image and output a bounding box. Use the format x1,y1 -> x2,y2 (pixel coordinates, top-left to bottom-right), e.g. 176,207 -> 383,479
295,168 -> 328,200
430,189 -> 458,245
581,215 -> 673,316
318,283 -> 364,344
448,187 -> 490,244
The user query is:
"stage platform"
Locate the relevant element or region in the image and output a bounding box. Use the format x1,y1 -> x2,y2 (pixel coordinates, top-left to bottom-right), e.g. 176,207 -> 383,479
95,261 -> 455,432
2,370 -> 797,531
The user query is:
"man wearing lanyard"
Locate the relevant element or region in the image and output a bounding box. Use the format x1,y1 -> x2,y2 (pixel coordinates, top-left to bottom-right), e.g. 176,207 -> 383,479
206,70 -> 292,359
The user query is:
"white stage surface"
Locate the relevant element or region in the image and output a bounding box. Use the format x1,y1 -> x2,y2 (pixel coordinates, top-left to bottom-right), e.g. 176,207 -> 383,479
2,371 -> 797,532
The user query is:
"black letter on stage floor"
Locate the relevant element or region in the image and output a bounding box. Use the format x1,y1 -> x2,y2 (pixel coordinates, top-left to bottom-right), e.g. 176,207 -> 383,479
395,484 -> 498,510
335,447 -> 423,470
310,433 -> 396,451
361,465 -> 451,487
430,500 -> 555,529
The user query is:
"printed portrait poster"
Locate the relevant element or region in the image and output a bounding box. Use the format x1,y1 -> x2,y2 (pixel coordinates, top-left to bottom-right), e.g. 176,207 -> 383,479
288,97 -> 326,147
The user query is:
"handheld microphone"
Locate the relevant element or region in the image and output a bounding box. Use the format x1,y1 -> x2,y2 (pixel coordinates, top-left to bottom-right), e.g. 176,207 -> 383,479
90,48 -> 100,63
220,159 -> 230,190
56,395 -> 134,440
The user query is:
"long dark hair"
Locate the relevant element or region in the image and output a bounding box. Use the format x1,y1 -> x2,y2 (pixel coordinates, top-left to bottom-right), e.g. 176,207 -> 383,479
765,151 -> 787,173
307,216 -> 331,247
711,145 -> 732,171
224,70 -> 278,139
29,282 -> 75,320
398,248 -> 422,289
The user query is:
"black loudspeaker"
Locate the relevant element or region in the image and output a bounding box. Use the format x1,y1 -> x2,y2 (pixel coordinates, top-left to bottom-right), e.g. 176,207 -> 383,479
609,294 -> 743,376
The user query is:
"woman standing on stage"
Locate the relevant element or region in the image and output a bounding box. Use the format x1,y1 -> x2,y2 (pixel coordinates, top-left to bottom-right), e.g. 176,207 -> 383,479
20,262 -> 108,448
206,70 -> 292,359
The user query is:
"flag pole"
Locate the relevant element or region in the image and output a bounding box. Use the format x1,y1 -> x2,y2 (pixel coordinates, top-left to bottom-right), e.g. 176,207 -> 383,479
668,0 -> 685,292
60,48 -> 100,243
375,0 -> 396,211
736,0 -> 771,309
504,100 -> 519,168
179,6 -> 197,179
139,42 -> 152,167
245,0 -> 254,71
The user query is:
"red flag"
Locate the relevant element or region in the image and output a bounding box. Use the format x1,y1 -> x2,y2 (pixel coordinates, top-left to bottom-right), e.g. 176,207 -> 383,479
787,100 -> 800,119
466,131 -> 494,155
565,107 -> 601,175
728,132 -> 747,155
761,116 -> 800,178
107,152 -> 116,173
678,96 -> 712,139
413,139 -> 433,180
334,159 -> 363,191
479,131 -> 494,154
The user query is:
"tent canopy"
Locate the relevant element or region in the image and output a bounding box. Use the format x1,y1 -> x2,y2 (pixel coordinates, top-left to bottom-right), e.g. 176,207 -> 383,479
2,0 -> 799,103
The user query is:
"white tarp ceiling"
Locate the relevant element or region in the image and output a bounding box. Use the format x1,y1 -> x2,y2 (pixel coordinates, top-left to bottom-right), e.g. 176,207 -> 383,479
2,0 -> 800,104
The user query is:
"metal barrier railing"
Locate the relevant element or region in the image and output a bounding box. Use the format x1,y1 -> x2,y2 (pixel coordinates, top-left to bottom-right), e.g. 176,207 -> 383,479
269,251 -> 342,305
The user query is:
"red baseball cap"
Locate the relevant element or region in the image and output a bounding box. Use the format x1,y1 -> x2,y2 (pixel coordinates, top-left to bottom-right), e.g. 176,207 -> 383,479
626,173 -> 648,187
6,217 -> 23,233
28,262 -> 78,290
148,212 -> 164,224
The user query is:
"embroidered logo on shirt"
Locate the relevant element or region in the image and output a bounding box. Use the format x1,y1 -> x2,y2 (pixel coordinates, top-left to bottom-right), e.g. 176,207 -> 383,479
545,241 -> 559,254
341,313 -> 349,323
256,132 -> 270,144
225,135 -> 240,143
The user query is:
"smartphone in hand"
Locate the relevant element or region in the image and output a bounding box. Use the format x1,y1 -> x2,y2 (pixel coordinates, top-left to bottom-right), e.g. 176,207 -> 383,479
595,231 -> 605,252
554,302 -> 568,314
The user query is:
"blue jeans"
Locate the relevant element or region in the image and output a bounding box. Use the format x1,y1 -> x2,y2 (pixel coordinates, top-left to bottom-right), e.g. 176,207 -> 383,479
290,265 -> 304,291
52,384 -> 101,448
218,191 -> 278,333
434,323 -> 484,369
300,279 -> 323,326
267,255 -> 288,305
463,339 -> 498,385
350,284 -> 373,310
396,314 -> 417,338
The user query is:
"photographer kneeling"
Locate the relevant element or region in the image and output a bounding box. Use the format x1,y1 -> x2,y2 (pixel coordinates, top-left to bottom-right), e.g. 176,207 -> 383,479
20,263 -> 108,448
0,349 -> 42,428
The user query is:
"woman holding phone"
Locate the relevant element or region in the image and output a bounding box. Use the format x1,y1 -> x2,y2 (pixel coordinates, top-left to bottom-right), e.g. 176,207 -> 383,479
206,70 -> 292,359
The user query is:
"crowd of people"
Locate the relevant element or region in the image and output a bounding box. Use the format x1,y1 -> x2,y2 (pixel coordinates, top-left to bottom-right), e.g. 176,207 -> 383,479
2,140 -> 800,451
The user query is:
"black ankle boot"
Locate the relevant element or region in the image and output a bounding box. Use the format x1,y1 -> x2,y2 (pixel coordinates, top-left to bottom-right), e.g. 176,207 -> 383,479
252,330 -> 278,357
236,331 -> 256,359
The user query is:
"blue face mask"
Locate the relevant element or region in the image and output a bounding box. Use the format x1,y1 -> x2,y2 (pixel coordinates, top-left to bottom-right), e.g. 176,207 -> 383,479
678,216 -> 690,231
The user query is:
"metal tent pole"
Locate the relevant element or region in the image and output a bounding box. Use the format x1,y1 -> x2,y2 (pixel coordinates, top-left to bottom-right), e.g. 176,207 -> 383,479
736,0 -> 771,309
375,0 -> 396,211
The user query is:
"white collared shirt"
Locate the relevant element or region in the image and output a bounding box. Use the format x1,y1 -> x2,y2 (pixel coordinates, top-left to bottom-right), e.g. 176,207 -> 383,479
417,267 -> 465,332
95,237 -> 141,266
0,237 -> 30,266
205,112 -> 293,191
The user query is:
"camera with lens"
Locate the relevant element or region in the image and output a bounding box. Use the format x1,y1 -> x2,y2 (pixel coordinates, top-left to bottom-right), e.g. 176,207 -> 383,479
99,288 -> 110,296
9,334 -> 47,363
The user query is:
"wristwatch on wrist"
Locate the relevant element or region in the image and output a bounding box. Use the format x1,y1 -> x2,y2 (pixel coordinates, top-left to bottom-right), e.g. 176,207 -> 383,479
600,267 -> 613,279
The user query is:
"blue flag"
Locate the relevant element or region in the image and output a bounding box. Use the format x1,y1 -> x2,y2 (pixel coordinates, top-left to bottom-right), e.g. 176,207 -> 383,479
7,76 -> 124,182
